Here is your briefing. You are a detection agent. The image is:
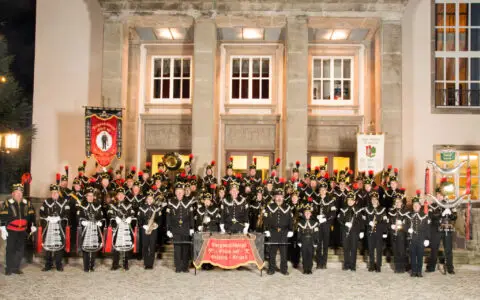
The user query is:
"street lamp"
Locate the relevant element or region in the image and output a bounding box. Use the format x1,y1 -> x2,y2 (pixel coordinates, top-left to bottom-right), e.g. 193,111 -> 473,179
0,75 -> 6,83
0,132 -> 20,153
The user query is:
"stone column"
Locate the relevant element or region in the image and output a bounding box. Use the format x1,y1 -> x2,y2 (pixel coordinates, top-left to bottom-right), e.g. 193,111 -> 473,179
285,16 -> 309,169
102,21 -> 126,107
191,18 -> 217,173
380,21 -> 402,168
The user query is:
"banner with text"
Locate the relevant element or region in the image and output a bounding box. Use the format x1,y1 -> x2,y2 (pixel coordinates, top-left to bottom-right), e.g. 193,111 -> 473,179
193,233 -> 265,270
357,134 -> 385,173
85,107 -> 122,167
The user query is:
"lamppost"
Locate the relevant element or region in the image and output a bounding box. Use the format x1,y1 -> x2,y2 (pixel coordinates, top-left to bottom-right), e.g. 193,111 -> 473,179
0,132 -> 21,193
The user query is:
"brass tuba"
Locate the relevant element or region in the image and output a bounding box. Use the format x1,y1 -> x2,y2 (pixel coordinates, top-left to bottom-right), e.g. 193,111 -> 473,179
163,152 -> 183,171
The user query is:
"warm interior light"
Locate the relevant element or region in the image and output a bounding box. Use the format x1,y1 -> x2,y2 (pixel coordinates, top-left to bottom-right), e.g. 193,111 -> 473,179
0,76 -> 6,83
331,30 -> 350,40
169,28 -> 185,40
155,28 -> 173,40
242,28 -> 264,40
5,133 -> 20,150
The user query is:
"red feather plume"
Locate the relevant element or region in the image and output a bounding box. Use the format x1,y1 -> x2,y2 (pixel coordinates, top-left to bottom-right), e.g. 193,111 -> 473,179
211,160 -> 216,167
333,169 -> 338,174
64,165 -> 69,171
416,189 -> 421,196
295,160 -> 300,168
348,169 -> 353,175
324,157 -> 328,164
440,177 -> 447,183
271,170 -> 276,177
131,166 -> 136,172
56,173 -> 61,181
290,176 -> 296,183
368,170 -> 374,176
394,168 -> 399,175
298,182 -> 304,188
307,164 -> 311,170
138,171 -> 143,176
151,185 -> 158,190
387,165 -> 392,170
223,181 -> 228,186
315,166 -> 320,171
120,165 -> 124,171
400,188 -> 406,192
229,156 -> 233,162
189,154 -> 194,161
262,180 -> 267,185
187,175 -> 192,180
146,162 -> 151,168
108,168 -> 113,174
325,172 -> 329,179
279,177 -> 285,184
180,172 -> 186,178
89,177 -> 96,183
275,158 -> 281,165
253,157 -> 257,164
374,186 -> 379,191
82,160 -> 87,167
353,183 -> 359,190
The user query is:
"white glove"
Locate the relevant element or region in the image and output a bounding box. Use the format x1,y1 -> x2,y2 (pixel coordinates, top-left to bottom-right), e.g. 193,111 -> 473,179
408,228 -> 413,234
382,234 -> 387,239
220,224 -> 225,233
264,231 -> 271,237
96,221 -> 102,227
297,243 -> 302,247
317,215 -> 322,221
31,225 -> 37,233
143,225 -> 148,230
287,231 -> 294,238
198,226 -> 203,232
115,217 -> 121,224
1,226 -> 8,240
391,224 -> 396,230
442,208 -> 452,216
424,240 -> 430,247
126,217 -> 132,224
190,229 -> 194,236
369,221 -> 374,227
244,223 -> 250,233
81,221 -> 88,226
319,217 -> 327,224
46,216 -> 52,222
345,222 -> 352,228
167,231 -> 173,238
359,232 -> 364,239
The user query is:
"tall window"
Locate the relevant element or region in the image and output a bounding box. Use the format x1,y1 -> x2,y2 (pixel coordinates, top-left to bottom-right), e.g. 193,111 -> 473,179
312,57 -> 353,105
152,57 -> 191,102
435,149 -> 479,200
435,1 -> 480,107
230,56 -> 271,103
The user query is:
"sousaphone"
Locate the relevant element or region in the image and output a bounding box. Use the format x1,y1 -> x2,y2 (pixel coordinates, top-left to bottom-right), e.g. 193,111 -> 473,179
163,152 -> 183,171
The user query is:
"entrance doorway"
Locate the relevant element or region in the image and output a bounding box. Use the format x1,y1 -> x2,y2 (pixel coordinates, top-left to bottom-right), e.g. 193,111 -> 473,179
308,152 -> 355,175
225,151 -> 274,180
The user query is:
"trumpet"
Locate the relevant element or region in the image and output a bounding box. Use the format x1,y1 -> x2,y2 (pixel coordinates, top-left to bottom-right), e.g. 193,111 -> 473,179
145,209 -> 158,235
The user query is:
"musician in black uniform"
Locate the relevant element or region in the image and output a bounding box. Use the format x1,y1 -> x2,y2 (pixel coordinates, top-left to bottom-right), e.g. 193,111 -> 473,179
221,158 -> 236,191
0,184 -> 37,275
264,188 -> 294,275
338,192 -> 365,271
138,191 -> 161,269
166,182 -> 195,273
196,193 -> 221,233
297,204 -> 318,274
77,187 -> 104,272
315,182 -> 337,269
331,176 -> 348,249
249,186 -> 265,232
288,189 -> 302,268
407,195 -> 431,277
203,160 -> 218,200
220,182 -> 249,234
364,192 -> 388,272
127,180 -> 145,211
426,188 -> 457,274
381,173 -> 400,211
68,178 -> 83,254
39,184 -> 71,272
107,187 -> 136,270
388,194 -> 409,273
246,159 -> 262,192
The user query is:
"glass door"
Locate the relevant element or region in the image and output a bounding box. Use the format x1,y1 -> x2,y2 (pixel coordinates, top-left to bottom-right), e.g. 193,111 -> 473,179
226,152 -> 273,180
308,152 -> 355,176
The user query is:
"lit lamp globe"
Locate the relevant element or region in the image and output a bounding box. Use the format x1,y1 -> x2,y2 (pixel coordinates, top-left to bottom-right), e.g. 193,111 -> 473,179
440,180 -> 456,199
4,133 -> 20,153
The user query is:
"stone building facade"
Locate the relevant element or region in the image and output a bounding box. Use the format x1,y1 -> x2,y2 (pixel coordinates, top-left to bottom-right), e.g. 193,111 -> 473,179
31,0 -> 480,252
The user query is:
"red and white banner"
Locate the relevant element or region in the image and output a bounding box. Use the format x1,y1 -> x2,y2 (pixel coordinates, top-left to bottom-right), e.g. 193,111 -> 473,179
193,234 -> 264,269
85,107 -> 122,167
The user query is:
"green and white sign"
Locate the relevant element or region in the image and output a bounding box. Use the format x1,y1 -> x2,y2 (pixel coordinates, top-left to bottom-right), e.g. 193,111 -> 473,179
440,149 -> 456,162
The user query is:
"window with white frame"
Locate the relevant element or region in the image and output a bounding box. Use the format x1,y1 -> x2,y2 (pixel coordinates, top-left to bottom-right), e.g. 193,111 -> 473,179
312,56 -> 353,104
152,56 -> 191,102
230,56 -> 271,103
434,1 -> 480,107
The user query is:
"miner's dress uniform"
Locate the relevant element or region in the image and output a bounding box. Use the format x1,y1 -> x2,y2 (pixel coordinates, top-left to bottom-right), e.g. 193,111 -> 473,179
407,210 -> 431,277
77,199 -> 104,272
166,196 -> 195,272
297,218 -> 319,274
426,202 -> 457,273
315,194 -> 337,268
220,196 -> 249,234
39,191 -> 71,271
138,202 -> 161,269
264,202 -> 293,275
0,193 -> 36,274
364,205 -> 388,272
388,206 -> 409,273
338,205 -> 365,271
107,200 -> 136,270
196,204 -> 221,232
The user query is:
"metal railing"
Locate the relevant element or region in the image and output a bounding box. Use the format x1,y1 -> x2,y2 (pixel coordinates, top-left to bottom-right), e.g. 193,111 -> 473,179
436,88 -> 480,107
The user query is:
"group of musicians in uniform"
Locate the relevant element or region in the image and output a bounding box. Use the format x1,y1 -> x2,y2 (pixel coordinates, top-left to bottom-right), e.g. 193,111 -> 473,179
0,157 -> 458,277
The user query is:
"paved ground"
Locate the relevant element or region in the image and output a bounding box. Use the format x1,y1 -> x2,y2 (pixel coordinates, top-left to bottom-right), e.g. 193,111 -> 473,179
0,259 -> 479,300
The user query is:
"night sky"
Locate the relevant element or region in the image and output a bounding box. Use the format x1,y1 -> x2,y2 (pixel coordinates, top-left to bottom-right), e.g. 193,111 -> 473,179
0,0 -> 36,95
